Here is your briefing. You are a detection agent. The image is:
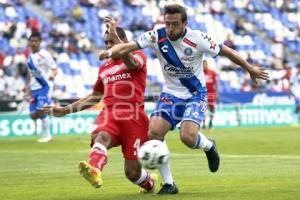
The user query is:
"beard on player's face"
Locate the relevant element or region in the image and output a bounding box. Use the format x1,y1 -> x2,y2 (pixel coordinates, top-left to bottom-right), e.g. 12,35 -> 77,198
167,28 -> 184,40
164,14 -> 186,41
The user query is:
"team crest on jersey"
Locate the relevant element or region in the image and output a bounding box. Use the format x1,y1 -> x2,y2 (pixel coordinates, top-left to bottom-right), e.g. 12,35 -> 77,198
184,48 -> 193,56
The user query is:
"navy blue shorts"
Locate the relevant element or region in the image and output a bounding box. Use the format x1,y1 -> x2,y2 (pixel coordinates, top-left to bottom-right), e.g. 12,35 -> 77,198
151,92 -> 207,130
30,88 -> 51,118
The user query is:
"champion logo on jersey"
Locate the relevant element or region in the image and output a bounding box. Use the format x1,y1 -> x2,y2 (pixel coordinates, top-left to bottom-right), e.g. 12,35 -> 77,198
161,45 -> 168,52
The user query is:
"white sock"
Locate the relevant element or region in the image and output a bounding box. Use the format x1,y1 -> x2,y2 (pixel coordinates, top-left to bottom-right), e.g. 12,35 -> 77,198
158,141 -> 173,184
92,142 -> 107,154
193,131 -> 213,151
133,169 -> 148,184
41,117 -> 51,138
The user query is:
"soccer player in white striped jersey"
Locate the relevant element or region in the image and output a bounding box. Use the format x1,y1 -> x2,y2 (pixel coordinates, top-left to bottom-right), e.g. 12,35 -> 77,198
24,32 -> 58,142
99,4 -> 269,195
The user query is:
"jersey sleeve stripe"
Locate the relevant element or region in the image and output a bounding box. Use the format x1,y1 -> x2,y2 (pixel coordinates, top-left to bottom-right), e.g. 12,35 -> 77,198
135,41 -> 142,49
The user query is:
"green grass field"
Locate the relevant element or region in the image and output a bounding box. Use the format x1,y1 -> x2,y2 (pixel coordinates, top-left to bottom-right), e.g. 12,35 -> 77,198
1,127 -> 300,200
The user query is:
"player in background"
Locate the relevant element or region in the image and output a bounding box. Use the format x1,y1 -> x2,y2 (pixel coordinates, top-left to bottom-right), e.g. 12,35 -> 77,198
24,32 -> 58,142
40,25 -> 157,193
100,4 -> 269,194
290,63 -> 300,127
203,58 -> 218,130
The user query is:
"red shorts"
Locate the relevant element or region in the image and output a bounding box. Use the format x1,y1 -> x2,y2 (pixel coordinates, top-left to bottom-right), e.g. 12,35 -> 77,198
91,104 -> 149,160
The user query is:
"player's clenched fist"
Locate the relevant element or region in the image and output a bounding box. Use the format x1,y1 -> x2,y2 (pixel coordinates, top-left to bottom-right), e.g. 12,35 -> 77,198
98,49 -> 111,60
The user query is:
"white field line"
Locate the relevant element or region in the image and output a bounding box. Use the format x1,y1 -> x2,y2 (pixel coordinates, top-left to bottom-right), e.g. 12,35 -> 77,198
1,150 -> 300,159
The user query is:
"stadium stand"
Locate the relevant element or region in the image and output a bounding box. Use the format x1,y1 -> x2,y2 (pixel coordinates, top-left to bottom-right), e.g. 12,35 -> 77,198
0,0 -> 299,102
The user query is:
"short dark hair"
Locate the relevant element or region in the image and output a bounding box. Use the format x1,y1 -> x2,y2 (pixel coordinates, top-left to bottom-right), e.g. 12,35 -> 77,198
29,32 -> 42,40
164,4 -> 187,22
105,27 -> 127,40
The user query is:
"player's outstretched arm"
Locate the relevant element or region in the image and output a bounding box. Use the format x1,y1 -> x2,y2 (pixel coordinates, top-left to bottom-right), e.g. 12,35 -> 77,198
40,91 -> 102,117
219,45 -> 269,85
99,42 -> 139,60
49,68 -> 58,81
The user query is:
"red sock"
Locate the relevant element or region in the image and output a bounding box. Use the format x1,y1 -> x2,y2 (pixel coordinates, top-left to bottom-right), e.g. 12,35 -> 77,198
88,148 -> 107,171
139,173 -> 154,191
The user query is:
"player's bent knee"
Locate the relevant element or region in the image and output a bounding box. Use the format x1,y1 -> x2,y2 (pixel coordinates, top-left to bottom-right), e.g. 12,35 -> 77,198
125,167 -> 140,182
30,112 -> 42,120
180,131 -> 196,148
93,132 -> 112,147
148,130 -> 164,140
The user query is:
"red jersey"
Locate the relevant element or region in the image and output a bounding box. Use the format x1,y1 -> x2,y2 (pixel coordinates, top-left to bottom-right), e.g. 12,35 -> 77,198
93,50 -> 147,106
204,68 -> 218,94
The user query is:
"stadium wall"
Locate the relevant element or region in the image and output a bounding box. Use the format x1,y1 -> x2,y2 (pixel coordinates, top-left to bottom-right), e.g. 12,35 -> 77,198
0,105 -> 296,138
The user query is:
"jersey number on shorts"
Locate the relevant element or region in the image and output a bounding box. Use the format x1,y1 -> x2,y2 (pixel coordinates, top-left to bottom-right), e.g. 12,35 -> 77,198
133,138 -> 141,156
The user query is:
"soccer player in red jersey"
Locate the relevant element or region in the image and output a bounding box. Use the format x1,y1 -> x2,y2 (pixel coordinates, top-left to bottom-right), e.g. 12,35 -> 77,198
40,24 -> 157,192
203,59 -> 218,130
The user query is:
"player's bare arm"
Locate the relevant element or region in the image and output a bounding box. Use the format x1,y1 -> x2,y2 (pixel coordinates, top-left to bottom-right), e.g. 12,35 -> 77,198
220,45 -> 269,85
40,91 -> 102,117
49,68 -> 58,81
22,67 -> 31,94
99,42 -> 139,60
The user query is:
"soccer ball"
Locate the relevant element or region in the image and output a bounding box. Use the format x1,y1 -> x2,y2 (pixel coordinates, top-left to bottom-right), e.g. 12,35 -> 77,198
137,140 -> 169,170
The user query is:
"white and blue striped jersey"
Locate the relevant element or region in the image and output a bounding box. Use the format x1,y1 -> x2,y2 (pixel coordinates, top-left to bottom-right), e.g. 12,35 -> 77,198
27,49 -> 57,91
136,27 -> 222,99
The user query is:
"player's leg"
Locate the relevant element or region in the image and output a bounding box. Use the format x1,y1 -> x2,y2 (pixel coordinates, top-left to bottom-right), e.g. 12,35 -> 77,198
180,100 -> 220,172
296,97 -> 300,125
295,104 -> 300,126
148,116 -> 171,140
120,108 -> 158,193
124,160 -> 158,193
79,131 -> 116,188
292,96 -> 300,126
208,103 -> 215,129
89,132 -> 113,170
149,116 -> 178,194
29,94 -> 51,142
149,93 -> 179,194
38,95 -> 52,141
79,109 -> 120,188
202,116 -> 206,129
